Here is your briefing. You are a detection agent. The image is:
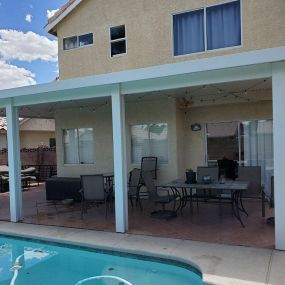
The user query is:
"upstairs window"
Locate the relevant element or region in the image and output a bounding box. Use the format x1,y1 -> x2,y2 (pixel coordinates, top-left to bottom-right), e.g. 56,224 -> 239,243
173,0 -> 241,56
173,9 -> 205,56
206,1 -> 241,50
63,33 -> 93,50
110,25 -> 127,57
63,36 -> 78,50
79,33 -> 93,47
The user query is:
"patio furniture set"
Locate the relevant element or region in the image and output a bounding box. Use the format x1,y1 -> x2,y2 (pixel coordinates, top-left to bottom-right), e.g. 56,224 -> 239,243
129,163 -> 268,228
42,157 -> 269,228
0,165 -> 39,192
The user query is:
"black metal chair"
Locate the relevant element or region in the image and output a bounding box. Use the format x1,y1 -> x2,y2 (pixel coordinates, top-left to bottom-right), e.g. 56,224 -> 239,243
237,166 -> 266,217
143,171 -> 178,219
80,175 -> 109,219
195,166 -> 219,202
128,168 -> 143,210
141,157 -> 158,180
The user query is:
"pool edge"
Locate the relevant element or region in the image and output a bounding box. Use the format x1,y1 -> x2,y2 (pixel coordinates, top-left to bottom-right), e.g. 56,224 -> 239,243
0,228 -> 204,281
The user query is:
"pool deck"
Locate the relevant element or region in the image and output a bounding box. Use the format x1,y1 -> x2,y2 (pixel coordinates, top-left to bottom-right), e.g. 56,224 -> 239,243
0,221 -> 283,285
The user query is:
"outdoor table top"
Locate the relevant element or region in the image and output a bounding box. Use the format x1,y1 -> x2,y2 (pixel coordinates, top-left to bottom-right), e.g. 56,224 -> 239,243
162,179 -> 249,191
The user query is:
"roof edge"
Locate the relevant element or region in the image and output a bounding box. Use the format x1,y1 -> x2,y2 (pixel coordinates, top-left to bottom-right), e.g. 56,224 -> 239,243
45,0 -> 83,35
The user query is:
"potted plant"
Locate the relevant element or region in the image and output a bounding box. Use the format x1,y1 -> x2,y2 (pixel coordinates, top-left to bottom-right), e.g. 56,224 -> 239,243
185,168 -> 196,184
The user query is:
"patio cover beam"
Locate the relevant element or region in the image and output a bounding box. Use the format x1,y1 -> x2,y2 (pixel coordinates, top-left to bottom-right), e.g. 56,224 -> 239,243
6,100 -> 22,222
272,61 -> 285,251
111,84 -> 128,232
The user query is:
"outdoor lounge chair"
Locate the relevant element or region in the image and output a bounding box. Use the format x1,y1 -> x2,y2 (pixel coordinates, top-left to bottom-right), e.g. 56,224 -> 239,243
141,157 -> 158,180
143,171 -> 178,219
80,175 -> 108,219
128,168 -> 143,210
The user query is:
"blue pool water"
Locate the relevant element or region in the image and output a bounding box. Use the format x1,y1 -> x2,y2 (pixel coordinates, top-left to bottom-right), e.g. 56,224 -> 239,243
0,235 -> 203,285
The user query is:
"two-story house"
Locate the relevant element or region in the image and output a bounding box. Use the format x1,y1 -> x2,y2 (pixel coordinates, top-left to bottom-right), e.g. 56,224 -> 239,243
0,0 -> 285,250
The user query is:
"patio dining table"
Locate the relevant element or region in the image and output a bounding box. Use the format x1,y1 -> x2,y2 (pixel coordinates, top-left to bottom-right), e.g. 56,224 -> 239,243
162,179 -> 249,227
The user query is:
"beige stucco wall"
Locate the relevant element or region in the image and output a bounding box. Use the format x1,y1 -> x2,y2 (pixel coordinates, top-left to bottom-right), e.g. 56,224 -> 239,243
55,98 -> 179,183
0,131 -> 55,149
181,100 -> 273,178
54,93 -> 272,183
55,0 -> 285,80
20,131 -> 55,148
20,119 -> 55,132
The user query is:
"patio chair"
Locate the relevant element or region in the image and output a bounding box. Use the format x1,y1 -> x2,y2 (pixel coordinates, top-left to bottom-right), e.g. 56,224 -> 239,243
237,166 -> 266,217
195,166 -> 219,201
128,168 -> 143,210
141,157 -> 158,180
80,175 -> 108,219
143,171 -> 178,219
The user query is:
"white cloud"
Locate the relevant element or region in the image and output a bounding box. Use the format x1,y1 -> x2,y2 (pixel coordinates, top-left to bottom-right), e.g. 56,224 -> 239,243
25,14 -> 32,23
0,29 -> 58,62
0,60 -> 36,90
47,9 -> 59,19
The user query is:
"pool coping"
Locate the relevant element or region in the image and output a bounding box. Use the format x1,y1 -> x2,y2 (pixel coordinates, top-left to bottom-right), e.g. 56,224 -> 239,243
0,222 -> 283,285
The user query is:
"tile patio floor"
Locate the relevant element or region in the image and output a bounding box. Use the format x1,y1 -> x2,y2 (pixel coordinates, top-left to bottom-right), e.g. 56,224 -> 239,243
0,184 -> 275,248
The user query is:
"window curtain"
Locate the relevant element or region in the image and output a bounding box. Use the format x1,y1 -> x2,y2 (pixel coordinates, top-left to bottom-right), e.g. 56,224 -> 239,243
63,129 -> 79,164
149,123 -> 168,163
78,128 -> 94,164
241,120 -> 273,185
206,0 -> 241,50
173,9 -> 205,56
131,125 -> 149,164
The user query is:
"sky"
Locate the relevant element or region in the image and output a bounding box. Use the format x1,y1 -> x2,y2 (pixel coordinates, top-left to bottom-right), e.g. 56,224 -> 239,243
0,0 -> 67,90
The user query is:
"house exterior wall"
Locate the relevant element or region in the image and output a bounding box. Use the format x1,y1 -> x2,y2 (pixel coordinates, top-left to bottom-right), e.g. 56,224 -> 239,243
55,98 -> 179,183
20,131 -> 55,148
55,0 -> 285,80
0,131 -> 55,149
55,93 -> 272,182
20,119 -> 55,132
182,100 -> 272,177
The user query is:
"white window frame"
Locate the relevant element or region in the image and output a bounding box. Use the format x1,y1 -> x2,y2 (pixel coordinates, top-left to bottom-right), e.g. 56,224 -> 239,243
130,123 -> 169,164
109,24 -> 127,58
63,32 -> 94,51
62,128 -> 95,165
171,0 -> 243,58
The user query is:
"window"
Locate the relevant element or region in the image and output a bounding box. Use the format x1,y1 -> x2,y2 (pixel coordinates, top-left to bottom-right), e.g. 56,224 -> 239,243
206,120 -> 273,183
63,33 -> 93,50
79,33 -> 93,47
63,128 -> 94,164
173,0 -> 241,56
63,36 -> 78,50
110,25 -> 127,57
131,123 -> 168,164
173,9 -> 205,56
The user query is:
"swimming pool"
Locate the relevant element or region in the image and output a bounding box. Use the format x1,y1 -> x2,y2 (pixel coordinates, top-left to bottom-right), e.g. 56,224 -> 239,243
0,235 -> 203,285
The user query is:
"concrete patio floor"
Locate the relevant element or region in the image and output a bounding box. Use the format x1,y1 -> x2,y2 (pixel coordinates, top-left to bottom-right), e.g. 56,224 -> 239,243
0,221 -> 283,285
0,184 -> 275,248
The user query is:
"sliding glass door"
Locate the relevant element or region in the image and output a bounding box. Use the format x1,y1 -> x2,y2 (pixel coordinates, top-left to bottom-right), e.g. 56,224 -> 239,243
206,120 -> 273,184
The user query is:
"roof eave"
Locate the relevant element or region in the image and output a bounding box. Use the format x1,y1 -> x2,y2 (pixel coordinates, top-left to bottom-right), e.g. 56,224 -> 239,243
45,0 -> 83,35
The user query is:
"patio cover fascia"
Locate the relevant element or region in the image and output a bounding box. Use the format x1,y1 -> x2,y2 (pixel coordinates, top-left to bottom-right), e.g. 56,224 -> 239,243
0,46 -> 284,107
1,46 -> 285,250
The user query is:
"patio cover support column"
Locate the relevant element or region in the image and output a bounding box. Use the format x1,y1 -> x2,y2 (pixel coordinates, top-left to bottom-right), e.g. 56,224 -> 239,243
6,100 -> 22,222
272,61 -> 285,250
111,85 -> 128,232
